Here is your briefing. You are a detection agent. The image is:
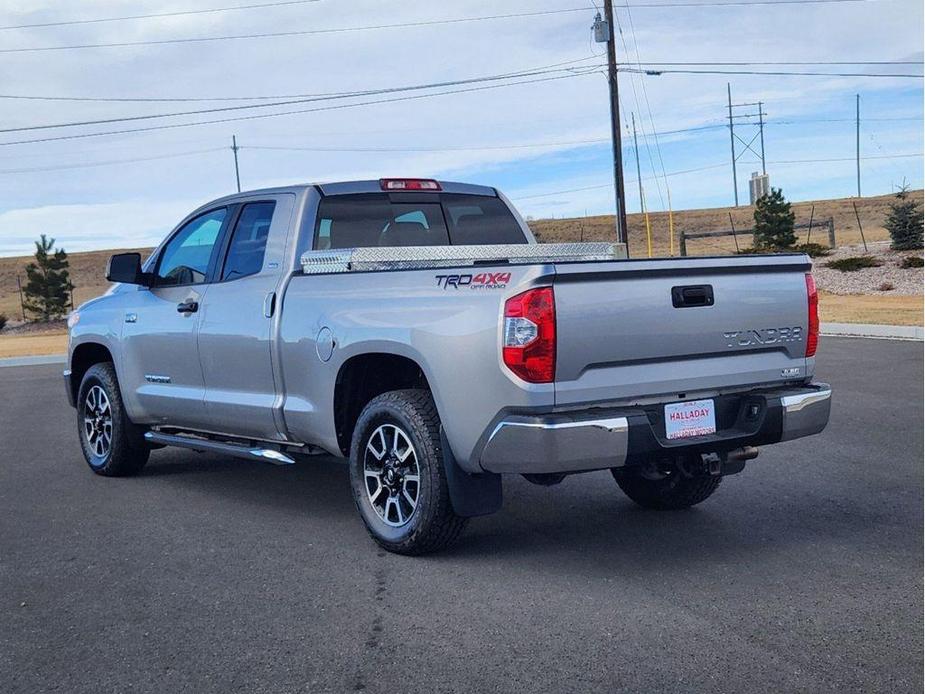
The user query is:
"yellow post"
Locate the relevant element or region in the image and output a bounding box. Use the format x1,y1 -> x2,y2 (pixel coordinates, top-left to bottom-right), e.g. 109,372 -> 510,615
641,187 -> 653,258
667,187 -> 676,257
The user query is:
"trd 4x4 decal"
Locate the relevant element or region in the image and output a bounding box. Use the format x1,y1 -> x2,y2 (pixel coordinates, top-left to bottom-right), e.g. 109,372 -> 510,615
435,272 -> 512,290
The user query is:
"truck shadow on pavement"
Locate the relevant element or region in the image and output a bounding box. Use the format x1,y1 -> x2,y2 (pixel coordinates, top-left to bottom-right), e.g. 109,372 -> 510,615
138,450 -> 875,573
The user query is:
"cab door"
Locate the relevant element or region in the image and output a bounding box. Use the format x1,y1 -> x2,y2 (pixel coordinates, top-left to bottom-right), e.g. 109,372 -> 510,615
196,194 -> 294,441
120,207 -> 230,427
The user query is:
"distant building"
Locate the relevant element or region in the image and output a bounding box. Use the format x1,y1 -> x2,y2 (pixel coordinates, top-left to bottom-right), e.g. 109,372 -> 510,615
749,172 -> 770,204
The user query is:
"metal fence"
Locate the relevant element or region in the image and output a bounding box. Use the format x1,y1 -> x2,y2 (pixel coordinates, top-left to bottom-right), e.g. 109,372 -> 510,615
678,217 -> 836,256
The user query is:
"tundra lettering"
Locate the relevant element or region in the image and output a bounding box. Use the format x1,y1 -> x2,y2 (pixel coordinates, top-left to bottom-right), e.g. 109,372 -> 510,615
723,326 -> 803,348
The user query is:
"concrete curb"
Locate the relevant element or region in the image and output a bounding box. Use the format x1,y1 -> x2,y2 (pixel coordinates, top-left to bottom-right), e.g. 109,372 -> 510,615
0,354 -> 67,368
821,322 -> 923,341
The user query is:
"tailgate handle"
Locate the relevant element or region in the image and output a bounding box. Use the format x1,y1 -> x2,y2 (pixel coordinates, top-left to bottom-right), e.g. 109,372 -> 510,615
672,284 -> 714,308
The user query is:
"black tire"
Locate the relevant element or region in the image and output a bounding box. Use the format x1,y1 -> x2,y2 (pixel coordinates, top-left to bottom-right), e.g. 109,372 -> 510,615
611,466 -> 722,510
349,389 -> 467,556
76,362 -> 149,476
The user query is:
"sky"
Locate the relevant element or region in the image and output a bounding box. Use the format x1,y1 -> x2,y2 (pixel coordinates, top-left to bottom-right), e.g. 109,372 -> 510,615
0,0 -> 922,256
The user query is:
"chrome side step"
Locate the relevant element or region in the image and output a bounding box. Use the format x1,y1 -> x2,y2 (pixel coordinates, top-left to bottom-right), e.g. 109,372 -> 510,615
144,431 -> 295,465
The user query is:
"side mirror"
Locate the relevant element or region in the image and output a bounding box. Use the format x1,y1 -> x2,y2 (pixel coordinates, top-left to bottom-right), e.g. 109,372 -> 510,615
106,253 -> 149,286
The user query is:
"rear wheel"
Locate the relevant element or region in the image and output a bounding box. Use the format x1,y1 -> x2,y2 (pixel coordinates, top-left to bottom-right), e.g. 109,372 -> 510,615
77,362 -> 149,476
612,461 -> 721,510
349,389 -> 466,555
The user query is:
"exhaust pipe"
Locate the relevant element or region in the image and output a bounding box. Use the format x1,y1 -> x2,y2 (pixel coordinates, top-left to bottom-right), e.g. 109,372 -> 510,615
727,446 -> 760,463
721,446 -> 759,475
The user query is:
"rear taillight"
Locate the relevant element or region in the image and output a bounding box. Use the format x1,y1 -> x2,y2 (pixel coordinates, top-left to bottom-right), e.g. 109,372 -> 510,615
805,273 -> 819,357
502,287 -> 556,383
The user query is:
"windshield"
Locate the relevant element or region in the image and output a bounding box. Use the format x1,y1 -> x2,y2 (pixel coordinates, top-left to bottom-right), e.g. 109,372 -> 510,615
314,193 -> 526,249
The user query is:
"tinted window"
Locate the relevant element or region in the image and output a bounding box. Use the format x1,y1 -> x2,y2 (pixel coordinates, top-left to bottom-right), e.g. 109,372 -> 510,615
221,202 -> 275,280
315,194 -> 448,249
314,193 -> 526,249
156,208 -> 226,286
442,195 -> 525,245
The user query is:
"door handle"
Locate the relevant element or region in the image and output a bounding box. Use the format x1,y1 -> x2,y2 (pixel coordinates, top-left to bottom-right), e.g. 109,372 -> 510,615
263,292 -> 276,318
177,300 -> 199,314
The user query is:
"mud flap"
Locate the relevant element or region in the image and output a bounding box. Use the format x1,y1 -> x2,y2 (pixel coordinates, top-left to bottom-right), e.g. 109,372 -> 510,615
440,428 -> 502,517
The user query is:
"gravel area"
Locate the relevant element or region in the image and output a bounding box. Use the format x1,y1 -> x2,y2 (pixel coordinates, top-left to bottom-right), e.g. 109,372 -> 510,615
812,241 -> 923,296
0,318 -> 67,335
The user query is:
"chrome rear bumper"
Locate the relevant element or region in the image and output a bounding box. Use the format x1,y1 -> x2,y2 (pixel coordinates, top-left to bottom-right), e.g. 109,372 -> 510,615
780,386 -> 832,441
479,415 -> 629,475
478,383 -> 831,475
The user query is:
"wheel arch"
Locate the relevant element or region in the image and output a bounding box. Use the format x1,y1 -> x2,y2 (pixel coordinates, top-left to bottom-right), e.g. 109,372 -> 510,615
333,352 -> 432,456
70,341 -> 115,404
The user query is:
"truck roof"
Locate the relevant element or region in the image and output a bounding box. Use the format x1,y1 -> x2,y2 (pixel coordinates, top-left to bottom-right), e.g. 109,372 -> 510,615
209,179 -> 498,202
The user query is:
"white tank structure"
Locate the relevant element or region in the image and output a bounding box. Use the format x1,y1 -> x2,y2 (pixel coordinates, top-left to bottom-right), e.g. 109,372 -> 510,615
749,172 -> 771,204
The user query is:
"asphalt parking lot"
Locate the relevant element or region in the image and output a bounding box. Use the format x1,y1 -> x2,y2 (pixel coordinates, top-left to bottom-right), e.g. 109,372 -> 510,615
1,336 -> 922,693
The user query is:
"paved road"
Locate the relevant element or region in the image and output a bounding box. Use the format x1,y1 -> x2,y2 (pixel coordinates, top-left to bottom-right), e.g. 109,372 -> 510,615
1,337 -> 921,693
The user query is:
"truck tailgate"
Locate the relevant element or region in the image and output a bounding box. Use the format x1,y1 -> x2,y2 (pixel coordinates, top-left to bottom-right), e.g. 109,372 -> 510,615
552,254 -> 813,406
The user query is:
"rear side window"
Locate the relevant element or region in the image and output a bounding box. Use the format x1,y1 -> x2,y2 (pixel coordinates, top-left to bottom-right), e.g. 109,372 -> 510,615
316,194 -> 448,249
314,193 -> 525,249
442,195 -> 526,245
221,201 -> 275,280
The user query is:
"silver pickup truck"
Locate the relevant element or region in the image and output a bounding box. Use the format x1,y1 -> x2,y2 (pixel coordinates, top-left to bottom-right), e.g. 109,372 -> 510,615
65,178 -> 831,555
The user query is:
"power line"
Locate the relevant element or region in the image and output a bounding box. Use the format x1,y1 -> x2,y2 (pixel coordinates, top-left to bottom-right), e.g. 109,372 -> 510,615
0,1 -> 886,53
0,64 -> 602,134
0,0 -> 324,31
1,135 -> 917,185
515,152 -> 921,200
0,148 -> 226,174
620,1 -> 672,211
771,116 -> 924,123
0,8 -> 592,53
245,138 -> 610,153
0,71 -> 598,147
614,0 -> 882,4
516,163 -> 731,199
770,152 -> 922,163
623,67 -> 923,77
626,60 -> 921,66
0,55 -> 601,103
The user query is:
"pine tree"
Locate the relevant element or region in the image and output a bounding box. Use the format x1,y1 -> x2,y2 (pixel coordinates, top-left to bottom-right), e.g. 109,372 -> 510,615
753,187 -> 796,250
885,187 -> 924,251
23,235 -> 72,321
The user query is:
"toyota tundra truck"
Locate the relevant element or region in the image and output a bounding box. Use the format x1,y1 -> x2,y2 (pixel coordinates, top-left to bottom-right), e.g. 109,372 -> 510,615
65,178 -> 831,555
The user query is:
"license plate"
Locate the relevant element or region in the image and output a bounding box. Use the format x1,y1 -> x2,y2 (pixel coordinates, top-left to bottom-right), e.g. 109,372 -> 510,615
664,399 -> 716,440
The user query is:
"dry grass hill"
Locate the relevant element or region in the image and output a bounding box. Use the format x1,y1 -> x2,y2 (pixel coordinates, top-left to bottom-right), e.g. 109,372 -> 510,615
529,189 -> 924,257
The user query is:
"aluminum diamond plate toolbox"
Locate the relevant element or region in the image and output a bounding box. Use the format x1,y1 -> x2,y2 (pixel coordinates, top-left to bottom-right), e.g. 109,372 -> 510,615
300,242 -> 626,274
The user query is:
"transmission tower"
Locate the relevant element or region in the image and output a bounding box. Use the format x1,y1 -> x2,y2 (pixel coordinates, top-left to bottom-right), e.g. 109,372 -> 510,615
726,83 -> 768,206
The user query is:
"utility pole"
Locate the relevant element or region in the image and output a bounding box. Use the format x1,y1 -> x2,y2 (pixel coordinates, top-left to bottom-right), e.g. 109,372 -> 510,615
598,0 -> 629,251
631,113 -> 645,213
727,83 -> 739,207
757,100 -> 766,175
231,135 -> 241,193
855,94 -> 861,197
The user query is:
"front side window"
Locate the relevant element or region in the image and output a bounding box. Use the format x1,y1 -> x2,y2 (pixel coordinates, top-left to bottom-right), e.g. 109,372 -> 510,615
156,208 -> 226,286
221,202 -> 275,280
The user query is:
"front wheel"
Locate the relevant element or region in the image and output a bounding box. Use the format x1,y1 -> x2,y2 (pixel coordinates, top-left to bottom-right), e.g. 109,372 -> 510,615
77,362 -> 149,476
348,389 -> 467,555
612,463 -> 722,510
